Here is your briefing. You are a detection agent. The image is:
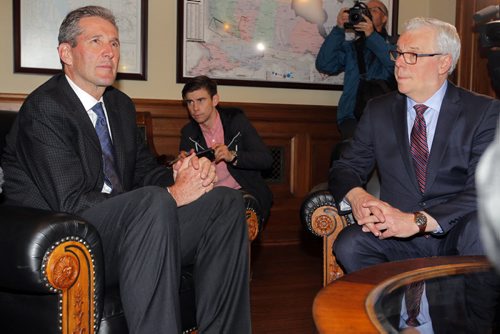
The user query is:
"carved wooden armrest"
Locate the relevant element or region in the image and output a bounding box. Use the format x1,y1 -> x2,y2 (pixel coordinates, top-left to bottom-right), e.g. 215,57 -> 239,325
44,238 -> 98,334
242,192 -> 264,242
301,183 -> 343,237
0,206 -> 104,334
300,184 -> 352,285
246,207 -> 260,241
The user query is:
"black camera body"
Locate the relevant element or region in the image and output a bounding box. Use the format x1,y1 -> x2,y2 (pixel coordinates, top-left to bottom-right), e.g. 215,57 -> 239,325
344,1 -> 372,30
479,20 -> 500,48
473,5 -> 500,48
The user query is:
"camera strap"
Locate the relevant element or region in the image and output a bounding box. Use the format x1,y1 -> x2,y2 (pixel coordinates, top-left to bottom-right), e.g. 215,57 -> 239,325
354,28 -> 392,78
354,36 -> 368,78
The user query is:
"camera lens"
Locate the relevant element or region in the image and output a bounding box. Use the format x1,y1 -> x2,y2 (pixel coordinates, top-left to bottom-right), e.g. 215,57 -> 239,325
350,13 -> 361,24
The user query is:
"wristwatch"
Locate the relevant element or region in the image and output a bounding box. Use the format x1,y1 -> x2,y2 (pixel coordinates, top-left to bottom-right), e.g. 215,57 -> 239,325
229,150 -> 238,165
413,211 -> 427,234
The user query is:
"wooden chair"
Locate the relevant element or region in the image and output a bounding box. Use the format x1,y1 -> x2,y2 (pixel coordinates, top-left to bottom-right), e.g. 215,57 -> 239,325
301,138 -> 380,286
301,182 -> 353,286
301,171 -> 381,286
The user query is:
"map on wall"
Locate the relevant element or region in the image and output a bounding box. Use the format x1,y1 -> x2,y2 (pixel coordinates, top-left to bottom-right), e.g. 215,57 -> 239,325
178,0 -> 395,90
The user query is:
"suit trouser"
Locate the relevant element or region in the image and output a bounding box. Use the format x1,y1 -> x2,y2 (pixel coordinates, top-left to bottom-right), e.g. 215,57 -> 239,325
333,211 -> 484,274
80,186 -> 251,334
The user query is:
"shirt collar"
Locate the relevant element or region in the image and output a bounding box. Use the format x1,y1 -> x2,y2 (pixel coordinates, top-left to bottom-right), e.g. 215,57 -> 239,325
65,75 -> 103,111
200,110 -> 221,135
406,80 -> 448,113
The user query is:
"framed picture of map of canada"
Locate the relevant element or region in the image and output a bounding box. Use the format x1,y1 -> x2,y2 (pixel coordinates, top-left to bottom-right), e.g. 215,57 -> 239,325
177,0 -> 398,90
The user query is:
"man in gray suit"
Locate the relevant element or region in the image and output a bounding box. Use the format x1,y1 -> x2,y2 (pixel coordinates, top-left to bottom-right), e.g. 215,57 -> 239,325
1,6 -> 251,334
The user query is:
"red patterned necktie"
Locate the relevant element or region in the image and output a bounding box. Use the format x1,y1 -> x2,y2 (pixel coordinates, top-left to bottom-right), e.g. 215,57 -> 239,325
405,281 -> 425,327
410,104 -> 429,193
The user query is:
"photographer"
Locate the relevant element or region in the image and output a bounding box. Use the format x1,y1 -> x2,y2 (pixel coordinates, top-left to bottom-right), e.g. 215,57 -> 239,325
316,0 -> 396,139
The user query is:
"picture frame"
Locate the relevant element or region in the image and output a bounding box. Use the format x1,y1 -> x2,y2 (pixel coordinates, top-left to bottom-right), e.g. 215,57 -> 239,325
177,0 -> 398,90
13,0 -> 148,80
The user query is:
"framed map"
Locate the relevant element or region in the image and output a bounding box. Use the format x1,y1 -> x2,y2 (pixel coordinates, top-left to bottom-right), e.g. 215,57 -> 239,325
177,0 -> 398,90
13,0 -> 148,80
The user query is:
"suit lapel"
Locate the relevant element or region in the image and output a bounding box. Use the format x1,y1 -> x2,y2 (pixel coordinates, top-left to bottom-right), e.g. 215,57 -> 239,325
60,76 -> 102,153
391,94 -> 420,192
425,83 -> 461,192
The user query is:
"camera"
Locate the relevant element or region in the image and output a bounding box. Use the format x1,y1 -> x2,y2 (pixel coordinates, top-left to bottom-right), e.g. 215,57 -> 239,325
473,5 -> 500,93
478,21 -> 500,48
474,5 -> 500,48
344,1 -> 372,30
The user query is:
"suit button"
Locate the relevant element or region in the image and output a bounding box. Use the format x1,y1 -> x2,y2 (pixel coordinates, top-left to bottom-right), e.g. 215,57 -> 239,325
420,202 -> 426,207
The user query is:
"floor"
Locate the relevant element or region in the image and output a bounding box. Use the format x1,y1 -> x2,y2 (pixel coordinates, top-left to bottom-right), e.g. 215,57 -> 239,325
250,233 -> 323,333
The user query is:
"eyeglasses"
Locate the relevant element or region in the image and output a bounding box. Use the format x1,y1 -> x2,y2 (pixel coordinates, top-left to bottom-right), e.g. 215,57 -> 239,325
369,7 -> 387,16
389,50 -> 444,65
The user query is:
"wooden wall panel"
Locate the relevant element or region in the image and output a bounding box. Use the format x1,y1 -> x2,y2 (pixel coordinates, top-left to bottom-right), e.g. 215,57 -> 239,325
0,93 -> 339,245
310,134 -> 336,187
455,0 -> 499,98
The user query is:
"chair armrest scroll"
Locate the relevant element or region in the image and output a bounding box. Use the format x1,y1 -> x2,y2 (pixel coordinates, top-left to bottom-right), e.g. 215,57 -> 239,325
242,192 -> 263,242
0,206 -> 103,291
0,206 -> 104,333
0,205 -> 105,333
300,183 -> 342,237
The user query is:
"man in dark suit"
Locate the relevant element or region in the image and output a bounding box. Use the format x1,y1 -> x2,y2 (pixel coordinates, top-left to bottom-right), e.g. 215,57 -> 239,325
329,17 -> 500,330
1,6 -> 251,334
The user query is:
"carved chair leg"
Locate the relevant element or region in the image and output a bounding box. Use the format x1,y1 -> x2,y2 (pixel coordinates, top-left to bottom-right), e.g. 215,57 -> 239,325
324,234 -> 345,286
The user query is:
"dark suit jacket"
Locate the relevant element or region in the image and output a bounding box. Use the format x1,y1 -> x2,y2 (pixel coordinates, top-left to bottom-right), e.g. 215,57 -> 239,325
329,82 -> 500,233
179,107 -> 273,220
2,74 -> 172,214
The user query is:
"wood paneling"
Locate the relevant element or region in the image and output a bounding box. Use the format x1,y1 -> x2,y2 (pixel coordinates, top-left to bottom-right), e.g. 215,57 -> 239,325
455,0 -> 499,97
0,93 -> 340,245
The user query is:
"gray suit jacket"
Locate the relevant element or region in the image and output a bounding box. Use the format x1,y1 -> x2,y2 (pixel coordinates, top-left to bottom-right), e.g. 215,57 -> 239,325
329,82 -> 500,233
2,74 -> 172,214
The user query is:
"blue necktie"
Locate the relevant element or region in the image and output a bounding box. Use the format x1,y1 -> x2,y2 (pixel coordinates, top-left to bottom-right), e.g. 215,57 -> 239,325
92,102 -> 123,193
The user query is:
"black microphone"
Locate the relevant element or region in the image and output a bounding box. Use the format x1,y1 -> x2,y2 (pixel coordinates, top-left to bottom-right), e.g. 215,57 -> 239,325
473,5 -> 500,23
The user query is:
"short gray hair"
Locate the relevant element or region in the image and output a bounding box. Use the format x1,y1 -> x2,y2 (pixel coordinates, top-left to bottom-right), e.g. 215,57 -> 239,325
404,17 -> 461,75
58,6 -> 117,47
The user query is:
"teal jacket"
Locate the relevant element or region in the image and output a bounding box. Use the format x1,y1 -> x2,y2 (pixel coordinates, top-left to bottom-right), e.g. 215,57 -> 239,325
316,26 -> 396,124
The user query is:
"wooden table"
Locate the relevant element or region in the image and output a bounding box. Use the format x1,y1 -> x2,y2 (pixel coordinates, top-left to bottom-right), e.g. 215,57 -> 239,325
313,256 -> 491,333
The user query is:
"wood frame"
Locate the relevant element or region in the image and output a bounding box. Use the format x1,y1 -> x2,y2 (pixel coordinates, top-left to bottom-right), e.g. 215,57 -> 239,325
13,0 -> 148,80
177,0 -> 398,90
313,256 -> 491,333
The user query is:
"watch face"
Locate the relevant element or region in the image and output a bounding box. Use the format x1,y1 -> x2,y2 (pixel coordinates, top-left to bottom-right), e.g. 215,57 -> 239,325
414,212 -> 427,233
415,214 -> 426,226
